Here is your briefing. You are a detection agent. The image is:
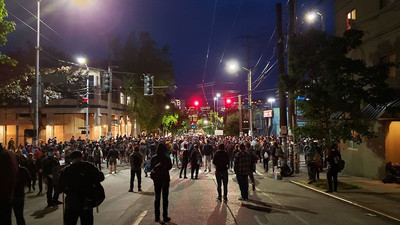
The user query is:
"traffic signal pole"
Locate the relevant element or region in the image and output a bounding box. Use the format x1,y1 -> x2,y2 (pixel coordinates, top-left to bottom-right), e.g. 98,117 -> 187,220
277,3 -> 288,160
107,66 -> 112,139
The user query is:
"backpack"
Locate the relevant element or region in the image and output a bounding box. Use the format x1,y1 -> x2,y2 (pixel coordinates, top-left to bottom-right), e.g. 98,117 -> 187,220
150,162 -> 163,181
93,149 -> 101,161
83,182 -> 105,208
335,156 -> 345,171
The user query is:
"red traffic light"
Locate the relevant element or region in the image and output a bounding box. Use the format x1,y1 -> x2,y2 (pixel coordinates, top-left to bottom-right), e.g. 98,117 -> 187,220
226,98 -> 232,104
194,100 -> 199,106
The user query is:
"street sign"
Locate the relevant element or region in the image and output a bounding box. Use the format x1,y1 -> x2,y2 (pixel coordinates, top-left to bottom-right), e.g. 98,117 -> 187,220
215,130 -> 223,136
78,127 -> 86,129
243,105 -> 252,109
263,110 -> 273,118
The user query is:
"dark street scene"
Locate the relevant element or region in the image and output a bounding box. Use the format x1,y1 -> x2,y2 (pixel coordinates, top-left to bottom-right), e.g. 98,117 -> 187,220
0,0 -> 399,225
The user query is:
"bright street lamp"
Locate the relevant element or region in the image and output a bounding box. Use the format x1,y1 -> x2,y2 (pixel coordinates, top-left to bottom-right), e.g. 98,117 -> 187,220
77,57 -> 90,142
226,60 -> 253,136
305,10 -> 325,31
165,105 -> 170,110
267,98 -> 276,108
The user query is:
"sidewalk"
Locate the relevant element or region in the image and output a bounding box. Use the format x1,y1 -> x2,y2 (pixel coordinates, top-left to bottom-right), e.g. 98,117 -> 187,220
278,159 -> 400,223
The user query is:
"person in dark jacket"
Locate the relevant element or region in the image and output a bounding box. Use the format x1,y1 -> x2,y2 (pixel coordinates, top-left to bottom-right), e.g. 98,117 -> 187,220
245,142 -> 258,191
234,144 -> 252,201
326,143 -> 342,193
179,144 -> 189,179
0,149 -> 18,225
150,143 -> 172,223
203,140 -> 214,172
189,144 -> 202,179
12,163 -> 31,225
107,145 -> 119,174
59,151 -> 105,225
42,150 -> 60,207
26,153 -> 36,192
35,153 -> 45,195
212,143 -> 230,203
129,145 -> 143,192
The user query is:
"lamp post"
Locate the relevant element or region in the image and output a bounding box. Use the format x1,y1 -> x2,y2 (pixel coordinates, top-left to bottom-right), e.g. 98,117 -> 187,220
306,10 -> 325,31
77,57 -> 90,142
226,60 -> 253,136
216,93 -> 221,114
267,98 -> 276,108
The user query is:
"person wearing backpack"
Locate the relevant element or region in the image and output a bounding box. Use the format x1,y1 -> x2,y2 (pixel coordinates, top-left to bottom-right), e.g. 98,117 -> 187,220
326,143 -> 342,193
129,145 -> 143,192
59,151 -> 105,225
150,143 -> 172,224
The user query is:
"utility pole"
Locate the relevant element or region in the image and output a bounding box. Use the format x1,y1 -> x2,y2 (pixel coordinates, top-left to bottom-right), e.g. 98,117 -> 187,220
288,0 -> 296,133
288,0 -> 297,172
276,3 -> 288,158
34,0 -> 40,147
239,34 -> 257,137
238,95 -> 243,135
107,35 -> 113,139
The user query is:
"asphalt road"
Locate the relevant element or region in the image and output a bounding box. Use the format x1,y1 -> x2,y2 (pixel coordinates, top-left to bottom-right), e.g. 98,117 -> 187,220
13,162 -> 397,225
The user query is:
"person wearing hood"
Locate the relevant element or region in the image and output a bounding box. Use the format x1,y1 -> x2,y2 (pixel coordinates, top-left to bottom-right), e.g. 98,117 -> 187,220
150,143 -> 172,223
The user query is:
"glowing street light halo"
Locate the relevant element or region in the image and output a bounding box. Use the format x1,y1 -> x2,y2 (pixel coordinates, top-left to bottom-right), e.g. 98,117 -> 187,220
226,59 -> 240,74
306,11 -> 317,22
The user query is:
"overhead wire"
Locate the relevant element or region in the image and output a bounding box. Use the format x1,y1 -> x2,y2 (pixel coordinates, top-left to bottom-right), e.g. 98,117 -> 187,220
201,0 -> 219,106
12,0 -> 68,45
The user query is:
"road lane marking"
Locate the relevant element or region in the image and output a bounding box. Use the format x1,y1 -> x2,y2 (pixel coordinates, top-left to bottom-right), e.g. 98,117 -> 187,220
131,210 -> 147,225
255,187 -> 310,225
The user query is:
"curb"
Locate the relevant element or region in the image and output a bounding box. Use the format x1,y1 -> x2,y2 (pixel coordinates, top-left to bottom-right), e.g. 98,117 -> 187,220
290,180 -> 400,223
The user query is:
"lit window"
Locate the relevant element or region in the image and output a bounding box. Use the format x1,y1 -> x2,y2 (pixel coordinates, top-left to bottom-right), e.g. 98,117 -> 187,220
348,140 -> 359,149
120,93 -> 125,105
346,9 -> 356,30
127,96 -> 131,105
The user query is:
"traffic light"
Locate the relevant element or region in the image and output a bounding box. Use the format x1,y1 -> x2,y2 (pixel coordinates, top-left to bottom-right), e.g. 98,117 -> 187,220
194,100 -> 199,107
80,96 -> 88,108
102,72 -> 111,93
144,74 -> 154,96
225,98 -> 232,107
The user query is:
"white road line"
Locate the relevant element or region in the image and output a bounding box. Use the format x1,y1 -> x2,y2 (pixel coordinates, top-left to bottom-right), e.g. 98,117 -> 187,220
131,210 -> 147,225
255,188 -> 310,225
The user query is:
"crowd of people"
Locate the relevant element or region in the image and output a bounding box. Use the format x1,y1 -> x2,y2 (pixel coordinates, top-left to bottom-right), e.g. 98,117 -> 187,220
0,133 -> 342,225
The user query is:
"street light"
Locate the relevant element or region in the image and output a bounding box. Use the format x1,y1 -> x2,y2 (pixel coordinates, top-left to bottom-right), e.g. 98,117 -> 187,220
77,57 -> 90,142
226,59 -> 253,136
267,98 -> 276,108
305,10 -> 325,31
216,93 -> 221,113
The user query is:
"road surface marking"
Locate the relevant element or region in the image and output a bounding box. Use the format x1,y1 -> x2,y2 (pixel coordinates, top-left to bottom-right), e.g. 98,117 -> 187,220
131,210 -> 147,225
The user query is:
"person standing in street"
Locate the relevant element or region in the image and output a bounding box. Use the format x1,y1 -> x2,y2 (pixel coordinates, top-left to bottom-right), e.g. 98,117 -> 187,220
12,161 -> 31,225
189,144 -> 202,179
179,143 -> 189,179
203,140 -> 213,173
245,142 -> 258,191
234,143 -> 252,201
305,141 -> 317,184
212,143 -> 230,203
107,145 -> 119,174
42,149 -> 61,207
92,144 -> 102,171
0,148 -> 18,225
59,151 -> 105,225
326,143 -> 342,192
150,143 -> 172,223
129,145 -> 143,192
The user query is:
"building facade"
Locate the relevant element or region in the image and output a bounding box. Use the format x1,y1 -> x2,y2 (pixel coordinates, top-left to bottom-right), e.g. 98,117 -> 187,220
335,0 -> 400,178
0,69 -> 134,146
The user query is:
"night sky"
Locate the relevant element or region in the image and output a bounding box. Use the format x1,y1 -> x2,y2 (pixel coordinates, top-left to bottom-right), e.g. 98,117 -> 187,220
3,0 -> 334,105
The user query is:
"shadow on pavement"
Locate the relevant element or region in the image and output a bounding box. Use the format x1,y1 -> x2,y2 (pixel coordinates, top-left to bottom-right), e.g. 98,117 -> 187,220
243,199 -> 317,215
140,191 -> 155,196
26,193 -> 45,199
206,203 -> 228,225
265,191 -> 311,199
30,206 -> 59,219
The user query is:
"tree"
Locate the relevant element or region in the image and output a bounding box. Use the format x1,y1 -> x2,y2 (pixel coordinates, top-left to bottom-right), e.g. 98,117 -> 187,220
112,32 -> 175,132
288,29 -> 396,147
0,0 -> 16,66
224,112 -> 240,137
